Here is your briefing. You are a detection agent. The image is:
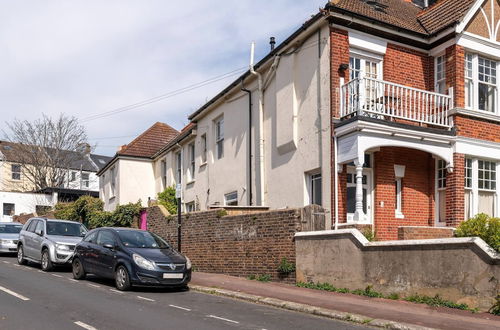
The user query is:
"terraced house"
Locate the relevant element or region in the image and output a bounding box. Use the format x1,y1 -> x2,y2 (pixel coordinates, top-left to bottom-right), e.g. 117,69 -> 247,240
100,0 -> 500,240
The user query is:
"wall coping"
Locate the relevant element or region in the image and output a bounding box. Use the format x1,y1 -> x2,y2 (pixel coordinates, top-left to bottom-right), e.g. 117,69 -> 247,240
397,225 -> 455,230
295,229 -> 500,261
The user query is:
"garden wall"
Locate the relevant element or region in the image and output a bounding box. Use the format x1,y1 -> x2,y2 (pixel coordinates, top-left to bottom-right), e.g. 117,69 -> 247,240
295,229 -> 500,311
147,205 -> 325,283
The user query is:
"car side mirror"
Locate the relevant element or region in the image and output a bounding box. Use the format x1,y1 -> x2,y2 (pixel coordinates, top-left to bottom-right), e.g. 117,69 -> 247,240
103,243 -> 114,250
35,229 -> 43,236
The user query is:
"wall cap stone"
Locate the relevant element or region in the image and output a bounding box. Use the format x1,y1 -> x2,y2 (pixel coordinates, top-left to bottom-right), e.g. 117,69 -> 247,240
295,229 -> 500,260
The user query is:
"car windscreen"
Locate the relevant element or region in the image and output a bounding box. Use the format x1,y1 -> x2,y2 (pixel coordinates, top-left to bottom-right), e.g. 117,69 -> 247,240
46,221 -> 87,237
117,231 -> 170,249
0,224 -> 23,234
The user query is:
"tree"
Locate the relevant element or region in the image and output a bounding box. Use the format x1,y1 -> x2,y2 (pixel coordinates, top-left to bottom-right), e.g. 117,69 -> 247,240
3,114 -> 90,191
157,186 -> 178,214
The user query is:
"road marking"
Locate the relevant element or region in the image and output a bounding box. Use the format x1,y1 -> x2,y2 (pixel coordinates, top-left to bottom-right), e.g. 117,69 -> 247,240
87,283 -> 100,288
137,296 -> 155,302
74,321 -> 98,330
109,289 -> 124,294
69,279 -> 79,283
37,270 -> 44,273
2,261 -> 10,264
207,315 -> 239,324
169,304 -> 191,311
0,286 -> 30,301
51,274 -> 63,278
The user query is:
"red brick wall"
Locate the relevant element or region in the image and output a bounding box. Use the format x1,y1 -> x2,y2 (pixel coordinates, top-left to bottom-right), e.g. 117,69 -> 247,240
397,226 -> 454,240
446,44 -> 465,109
446,153 -> 465,227
374,147 -> 435,240
383,43 -> 434,91
147,207 -> 303,283
455,115 -> 500,142
330,27 -> 350,119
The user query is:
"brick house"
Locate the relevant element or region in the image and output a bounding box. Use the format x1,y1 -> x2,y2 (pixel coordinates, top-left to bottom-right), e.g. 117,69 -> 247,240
328,0 -> 500,239
100,0 -> 500,241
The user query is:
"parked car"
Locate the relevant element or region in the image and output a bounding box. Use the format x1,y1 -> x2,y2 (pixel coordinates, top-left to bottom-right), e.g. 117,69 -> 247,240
17,218 -> 88,271
0,222 -> 23,253
72,228 -> 192,291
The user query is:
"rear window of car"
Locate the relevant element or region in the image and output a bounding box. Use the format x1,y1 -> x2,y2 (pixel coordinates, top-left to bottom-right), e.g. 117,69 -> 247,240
0,224 -> 22,234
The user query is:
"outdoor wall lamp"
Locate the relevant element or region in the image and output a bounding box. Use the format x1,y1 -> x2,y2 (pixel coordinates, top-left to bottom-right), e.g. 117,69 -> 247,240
339,63 -> 349,71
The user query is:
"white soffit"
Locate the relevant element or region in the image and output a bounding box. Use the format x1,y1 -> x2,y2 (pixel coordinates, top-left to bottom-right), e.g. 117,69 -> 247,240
348,31 -> 387,55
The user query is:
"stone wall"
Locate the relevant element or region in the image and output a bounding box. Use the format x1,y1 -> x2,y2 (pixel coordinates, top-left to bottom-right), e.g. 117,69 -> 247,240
147,205 -> 325,283
295,229 -> 500,311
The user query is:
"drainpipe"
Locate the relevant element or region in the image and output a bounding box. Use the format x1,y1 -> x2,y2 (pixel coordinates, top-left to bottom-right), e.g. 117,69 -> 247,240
249,42 -> 265,206
334,135 -> 339,230
241,80 -> 253,206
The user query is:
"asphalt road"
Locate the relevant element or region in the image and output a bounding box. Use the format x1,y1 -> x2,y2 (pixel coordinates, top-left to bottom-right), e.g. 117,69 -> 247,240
0,255 -> 370,330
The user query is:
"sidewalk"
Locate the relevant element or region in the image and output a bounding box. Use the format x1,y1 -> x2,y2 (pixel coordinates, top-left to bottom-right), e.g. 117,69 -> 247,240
190,272 -> 500,330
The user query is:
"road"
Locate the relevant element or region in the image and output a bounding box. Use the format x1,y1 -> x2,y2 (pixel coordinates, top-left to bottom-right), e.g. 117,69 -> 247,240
0,255 -> 370,330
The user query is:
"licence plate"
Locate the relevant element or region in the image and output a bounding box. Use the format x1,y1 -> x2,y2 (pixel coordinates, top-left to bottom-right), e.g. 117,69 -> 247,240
163,273 -> 183,279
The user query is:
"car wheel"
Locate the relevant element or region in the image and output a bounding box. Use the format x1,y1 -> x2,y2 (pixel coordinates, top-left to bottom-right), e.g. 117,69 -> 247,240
72,258 -> 86,280
115,265 -> 131,291
41,249 -> 53,271
17,245 -> 27,265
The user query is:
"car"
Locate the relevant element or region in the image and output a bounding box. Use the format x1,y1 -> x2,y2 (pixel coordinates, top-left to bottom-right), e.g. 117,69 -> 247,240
72,227 -> 192,291
0,222 -> 23,253
17,217 -> 88,271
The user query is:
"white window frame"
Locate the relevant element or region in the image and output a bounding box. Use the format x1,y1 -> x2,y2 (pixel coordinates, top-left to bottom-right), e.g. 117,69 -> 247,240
464,53 -> 499,114
348,49 -> 383,81
11,164 -> 21,180
463,157 -> 500,218
345,153 -> 374,224
215,116 -> 224,160
435,159 -> 447,225
175,151 -> 182,184
307,172 -> 322,206
224,191 -> 238,206
81,172 -> 90,189
435,54 -> 446,94
395,178 -> 403,218
110,167 -> 116,198
201,133 -> 207,164
188,143 -> 195,182
160,159 -> 167,189
185,201 -> 195,213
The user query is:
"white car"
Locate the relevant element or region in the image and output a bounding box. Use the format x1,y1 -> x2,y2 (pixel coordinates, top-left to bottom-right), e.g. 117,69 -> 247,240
0,222 -> 23,253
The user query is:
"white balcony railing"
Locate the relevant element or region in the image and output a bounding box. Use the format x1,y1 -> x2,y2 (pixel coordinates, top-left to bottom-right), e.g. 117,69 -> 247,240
340,77 -> 453,128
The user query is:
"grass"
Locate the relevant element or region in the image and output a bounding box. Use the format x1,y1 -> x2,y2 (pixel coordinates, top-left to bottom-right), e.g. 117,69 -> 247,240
296,282 -> 481,312
246,274 -> 271,282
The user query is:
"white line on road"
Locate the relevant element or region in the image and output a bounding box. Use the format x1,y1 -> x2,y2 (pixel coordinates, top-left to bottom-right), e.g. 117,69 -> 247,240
2,261 -> 10,264
69,279 -> 79,283
0,285 -> 30,301
109,289 -> 124,294
169,304 -> 191,311
87,283 -> 100,288
207,315 -> 239,324
51,274 -> 63,278
37,270 -> 44,273
137,296 -> 155,302
74,321 -> 98,330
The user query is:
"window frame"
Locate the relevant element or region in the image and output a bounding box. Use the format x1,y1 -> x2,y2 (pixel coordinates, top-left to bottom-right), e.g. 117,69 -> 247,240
309,173 -> 322,206
81,172 -> 90,189
110,166 -> 116,198
11,164 -> 21,181
201,134 -> 207,164
464,53 -> 499,114
160,159 -> 167,189
224,191 -> 238,206
215,116 -> 224,160
463,157 -> 500,219
188,142 -> 195,182
2,203 -> 15,216
435,54 -> 446,94
175,151 -> 182,184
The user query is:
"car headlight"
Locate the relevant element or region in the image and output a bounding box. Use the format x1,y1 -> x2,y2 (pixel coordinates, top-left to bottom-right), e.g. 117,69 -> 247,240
0,239 -> 13,244
56,244 -> 70,251
186,257 -> 192,270
132,254 -> 156,271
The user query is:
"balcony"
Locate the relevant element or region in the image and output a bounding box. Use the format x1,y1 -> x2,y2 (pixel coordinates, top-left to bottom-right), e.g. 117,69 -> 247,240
340,77 -> 454,128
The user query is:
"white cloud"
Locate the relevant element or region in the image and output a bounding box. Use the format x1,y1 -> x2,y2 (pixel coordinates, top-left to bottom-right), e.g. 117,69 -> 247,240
0,0 -> 326,155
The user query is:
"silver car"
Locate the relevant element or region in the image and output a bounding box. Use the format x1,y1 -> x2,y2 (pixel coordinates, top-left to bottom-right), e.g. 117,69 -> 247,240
17,218 -> 88,271
0,222 -> 23,253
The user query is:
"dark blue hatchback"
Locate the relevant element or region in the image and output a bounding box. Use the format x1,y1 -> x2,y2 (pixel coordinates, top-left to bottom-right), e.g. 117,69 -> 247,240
72,228 -> 191,291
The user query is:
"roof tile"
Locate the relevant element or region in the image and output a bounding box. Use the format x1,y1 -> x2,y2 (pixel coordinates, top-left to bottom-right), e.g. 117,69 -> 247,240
118,122 -> 179,158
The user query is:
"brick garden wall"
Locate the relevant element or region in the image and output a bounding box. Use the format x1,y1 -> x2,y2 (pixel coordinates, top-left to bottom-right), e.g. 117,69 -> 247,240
397,226 -> 455,240
147,206 -> 315,283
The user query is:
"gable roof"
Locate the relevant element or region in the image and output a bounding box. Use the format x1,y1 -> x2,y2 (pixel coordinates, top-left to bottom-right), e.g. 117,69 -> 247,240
0,140 -> 109,172
117,122 -> 179,158
329,0 -> 478,36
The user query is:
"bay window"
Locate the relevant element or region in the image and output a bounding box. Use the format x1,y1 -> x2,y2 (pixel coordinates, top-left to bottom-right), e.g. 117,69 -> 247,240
464,157 -> 498,219
465,53 -> 498,113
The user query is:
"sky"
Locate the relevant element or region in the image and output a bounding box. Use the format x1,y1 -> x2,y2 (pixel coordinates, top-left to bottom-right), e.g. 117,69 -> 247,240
0,0 -> 327,156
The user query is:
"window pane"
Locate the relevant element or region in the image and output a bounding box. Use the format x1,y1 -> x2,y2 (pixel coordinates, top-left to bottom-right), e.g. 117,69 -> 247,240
478,191 -> 495,216
439,190 -> 446,222
311,174 -> 322,206
478,83 -> 496,112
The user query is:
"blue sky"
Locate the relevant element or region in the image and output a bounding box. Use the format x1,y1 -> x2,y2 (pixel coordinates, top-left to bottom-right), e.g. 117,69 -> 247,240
0,1 -> 327,155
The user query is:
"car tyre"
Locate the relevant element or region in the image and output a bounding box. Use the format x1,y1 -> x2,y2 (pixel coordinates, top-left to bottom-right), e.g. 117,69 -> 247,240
115,265 -> 131,291
41,249 -> 53,271
72,258 -> 86,280
17,245 -> 27,265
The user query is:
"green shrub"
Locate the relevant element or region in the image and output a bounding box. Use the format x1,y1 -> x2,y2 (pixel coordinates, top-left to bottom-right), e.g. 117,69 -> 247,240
216,209 -> 228,218
88,210 -> 114,229
113,202 -> 142,227
54,202 -> 78,221
490,295 -> 500,315
277,257 -> 295,274
386,293 -> 400,300
247,274 -> 256,280
455,213 -> 500,252
256,274 -> 271,282
361,227 -> 376,242
157,186 -> 178,215
404,294 -> 469,310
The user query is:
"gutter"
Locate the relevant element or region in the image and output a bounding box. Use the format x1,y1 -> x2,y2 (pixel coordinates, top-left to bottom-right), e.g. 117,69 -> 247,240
241,82 -> 253,206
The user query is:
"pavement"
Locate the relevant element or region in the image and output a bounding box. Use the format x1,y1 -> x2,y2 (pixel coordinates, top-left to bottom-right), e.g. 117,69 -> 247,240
0,255 -> 368,330
190,272 -> 500,330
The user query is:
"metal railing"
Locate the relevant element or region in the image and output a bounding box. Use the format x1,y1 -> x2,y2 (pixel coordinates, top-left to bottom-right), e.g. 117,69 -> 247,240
340,77 -> 453,128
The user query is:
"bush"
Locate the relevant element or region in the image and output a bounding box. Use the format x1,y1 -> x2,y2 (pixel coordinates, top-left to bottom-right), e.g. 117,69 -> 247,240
113,202 -> 142,227
455,214 -> 500,252
88,210 -> 114,229
54,202 -> 78,221
157,186 -> 177,215
277,257 -> 295,274
489,295 -> 500,315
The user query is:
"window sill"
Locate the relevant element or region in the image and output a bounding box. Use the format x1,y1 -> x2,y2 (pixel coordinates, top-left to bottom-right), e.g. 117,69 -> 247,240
450,108 -> 500,123
186,180 -> 195,186
395,211 -> 405,219
199,162 -> 207,168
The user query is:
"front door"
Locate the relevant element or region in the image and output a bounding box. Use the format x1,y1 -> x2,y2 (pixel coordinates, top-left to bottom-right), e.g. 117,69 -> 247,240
346,167 -> 372,223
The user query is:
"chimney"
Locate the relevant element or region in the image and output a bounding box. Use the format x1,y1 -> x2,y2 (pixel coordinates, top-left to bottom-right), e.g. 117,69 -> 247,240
270,37 -> 276,51
118,145 -> 127,152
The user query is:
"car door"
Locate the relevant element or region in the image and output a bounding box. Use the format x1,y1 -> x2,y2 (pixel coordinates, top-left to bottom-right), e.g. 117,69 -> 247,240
94,230 -> 117,278
78,231 -> 98,274
23,219 -> 38,259
32,220 -> 45,261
